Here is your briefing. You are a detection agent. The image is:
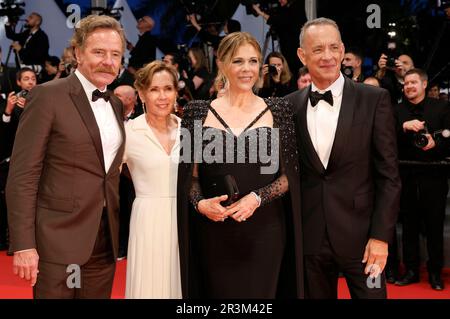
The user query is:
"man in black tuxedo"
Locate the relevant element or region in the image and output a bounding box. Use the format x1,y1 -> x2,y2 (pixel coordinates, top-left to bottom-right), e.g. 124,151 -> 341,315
286,18 -> 401,299
5,12 -> 49,71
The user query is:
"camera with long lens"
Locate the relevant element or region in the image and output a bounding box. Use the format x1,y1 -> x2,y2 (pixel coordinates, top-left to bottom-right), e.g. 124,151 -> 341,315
16,89 -> 28,99
341,65 -> 354,79
385,23 -> 398,70
64,63 -> 73,74
176,44 -> 192,74
386,46 -> 398,69
412,128 -> 429,148
268,64 -> 278,77
15,89 -> 28,107
0,0 -> 25,24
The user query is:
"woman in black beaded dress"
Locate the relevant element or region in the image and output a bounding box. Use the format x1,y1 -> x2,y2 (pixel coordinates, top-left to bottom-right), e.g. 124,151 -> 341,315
177,32 -> 303,298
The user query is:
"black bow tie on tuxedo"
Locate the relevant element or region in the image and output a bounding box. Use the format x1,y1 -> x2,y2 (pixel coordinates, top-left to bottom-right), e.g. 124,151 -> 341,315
92,89 -> 111,102
309,90 -> 333,107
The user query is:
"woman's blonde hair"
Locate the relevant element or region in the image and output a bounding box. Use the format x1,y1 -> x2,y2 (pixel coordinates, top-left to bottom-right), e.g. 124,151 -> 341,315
134,60 -> 178,92
215,32 -> 262,90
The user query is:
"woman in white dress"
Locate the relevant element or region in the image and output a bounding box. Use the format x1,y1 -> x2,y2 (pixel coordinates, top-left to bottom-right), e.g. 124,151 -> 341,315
123,61 -> 182,298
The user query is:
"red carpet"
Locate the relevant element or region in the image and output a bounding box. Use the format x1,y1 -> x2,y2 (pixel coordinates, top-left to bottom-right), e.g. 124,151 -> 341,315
1,251 -> 449,299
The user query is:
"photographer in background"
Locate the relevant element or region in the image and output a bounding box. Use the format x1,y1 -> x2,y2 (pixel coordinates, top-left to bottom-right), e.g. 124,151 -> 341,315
0,67 -> 37,253
393,68 -> 450,291
187,46 -> 211,100
2,67 -> 36,124
296,66 -> 311,90
56,47 -> 78,79
376,53 -> 414,104
0,47 -> 15,96
162,52 -> 194,109
187,14 -> 241,75
342,47 -> 364,82
5,12 -> 49,73
39,55 -> 60,83
258,51 -> 295,97
427,82 -> 440,100
127,16 -> 157,74
187,14 -> 241,51
252,0 -> 306,74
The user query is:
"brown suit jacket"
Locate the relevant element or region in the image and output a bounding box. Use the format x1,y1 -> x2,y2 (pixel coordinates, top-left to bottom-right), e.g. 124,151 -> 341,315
6,73 -> 125,265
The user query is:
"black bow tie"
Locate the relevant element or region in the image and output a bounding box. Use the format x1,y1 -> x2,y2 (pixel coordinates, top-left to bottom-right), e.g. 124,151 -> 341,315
92,89 -> 111,102
309,90 -> 333,107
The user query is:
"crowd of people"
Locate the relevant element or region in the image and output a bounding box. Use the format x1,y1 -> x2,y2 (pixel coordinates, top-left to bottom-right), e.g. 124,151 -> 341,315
0,1 -> 449,300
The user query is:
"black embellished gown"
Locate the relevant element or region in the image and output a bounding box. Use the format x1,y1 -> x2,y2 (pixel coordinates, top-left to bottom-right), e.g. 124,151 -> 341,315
177,98 -> 304,299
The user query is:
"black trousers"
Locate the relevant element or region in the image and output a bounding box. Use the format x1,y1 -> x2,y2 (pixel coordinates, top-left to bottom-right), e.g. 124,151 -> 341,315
33,210 -> 116,299
400,169 -> 449,274
119,168 -> 134,255
304,234 -> 387,299
386,227 -> 399,273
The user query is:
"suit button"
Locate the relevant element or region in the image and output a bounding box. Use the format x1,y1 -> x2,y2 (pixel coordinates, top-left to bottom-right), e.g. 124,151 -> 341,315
323,175 -> 331,181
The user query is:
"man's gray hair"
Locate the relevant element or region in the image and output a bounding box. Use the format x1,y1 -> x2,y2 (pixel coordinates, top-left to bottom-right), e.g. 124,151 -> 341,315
299,17 -> 341,48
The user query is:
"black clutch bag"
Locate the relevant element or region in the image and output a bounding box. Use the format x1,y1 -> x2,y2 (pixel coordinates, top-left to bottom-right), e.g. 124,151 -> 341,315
202,174 -> 240,206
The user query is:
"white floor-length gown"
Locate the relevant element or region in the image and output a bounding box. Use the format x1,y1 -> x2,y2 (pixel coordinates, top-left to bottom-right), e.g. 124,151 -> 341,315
124,114 -> 182,299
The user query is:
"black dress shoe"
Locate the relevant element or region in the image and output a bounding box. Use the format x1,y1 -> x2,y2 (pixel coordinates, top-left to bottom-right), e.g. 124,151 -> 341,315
395,270 -> 420,286
385,267 -> 397,284
117,248 -> 127,261
0,242 -> 8,251
429,273 -> 444,291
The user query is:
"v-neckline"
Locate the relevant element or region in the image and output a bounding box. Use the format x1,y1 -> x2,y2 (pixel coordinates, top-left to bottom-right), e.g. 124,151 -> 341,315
206,104 -> 270,139
145,115 -> 180,156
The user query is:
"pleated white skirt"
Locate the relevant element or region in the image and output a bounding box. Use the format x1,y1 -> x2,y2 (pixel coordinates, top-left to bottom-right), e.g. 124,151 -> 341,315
125,196 -> 182,299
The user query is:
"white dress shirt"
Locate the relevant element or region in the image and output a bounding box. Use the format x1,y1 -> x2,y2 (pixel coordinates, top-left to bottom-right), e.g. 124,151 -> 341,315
307,73 -> 345,169
2,113 -> 11,123
75,70 -> 122,173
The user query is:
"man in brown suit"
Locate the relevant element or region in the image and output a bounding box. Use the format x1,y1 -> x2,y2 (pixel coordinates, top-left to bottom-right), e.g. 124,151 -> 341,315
6,15 -> 126,298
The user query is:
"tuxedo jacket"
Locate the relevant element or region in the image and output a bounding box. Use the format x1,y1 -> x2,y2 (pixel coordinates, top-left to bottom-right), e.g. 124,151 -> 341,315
6,74 -> 125,265
286,78 -> 401,258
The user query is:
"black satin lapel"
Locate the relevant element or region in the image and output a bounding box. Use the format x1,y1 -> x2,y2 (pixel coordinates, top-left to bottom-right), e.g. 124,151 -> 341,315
69,75 -> 105,171
297,88 -> 325,174
327,78 -> 356,172
108,95 -> 126,174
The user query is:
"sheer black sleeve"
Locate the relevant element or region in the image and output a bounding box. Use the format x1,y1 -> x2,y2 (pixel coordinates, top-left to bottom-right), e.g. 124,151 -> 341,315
254,173 -> 288,207
189,176 -> 204,211
253,97 -> 299,207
